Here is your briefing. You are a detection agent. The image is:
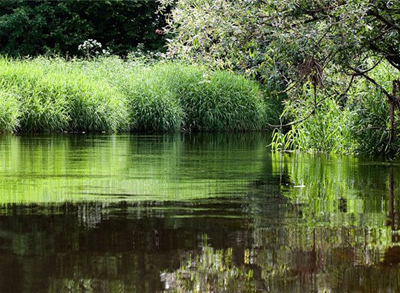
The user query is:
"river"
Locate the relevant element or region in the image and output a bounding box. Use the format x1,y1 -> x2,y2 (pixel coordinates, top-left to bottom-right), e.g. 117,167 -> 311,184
0,133 -> 398,292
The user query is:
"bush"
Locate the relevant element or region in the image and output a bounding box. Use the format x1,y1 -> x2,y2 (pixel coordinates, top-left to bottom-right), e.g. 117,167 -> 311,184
348,64 -> 399,154
271,62 -> 400,155
0,1 -> 166,57
271,85 -> 354,153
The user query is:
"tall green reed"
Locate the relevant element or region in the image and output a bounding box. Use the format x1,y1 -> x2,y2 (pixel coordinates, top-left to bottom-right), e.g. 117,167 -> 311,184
0,89 -> 20,132
0,57 -> 128,132
0,57 -> 272,133
142,63 -> 268,131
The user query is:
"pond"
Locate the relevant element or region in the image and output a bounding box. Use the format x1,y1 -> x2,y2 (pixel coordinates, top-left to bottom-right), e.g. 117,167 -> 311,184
0,133 -> 399,292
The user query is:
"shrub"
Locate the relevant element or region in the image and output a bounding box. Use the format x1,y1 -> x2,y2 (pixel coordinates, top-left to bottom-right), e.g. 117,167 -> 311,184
348,64 -> 399,154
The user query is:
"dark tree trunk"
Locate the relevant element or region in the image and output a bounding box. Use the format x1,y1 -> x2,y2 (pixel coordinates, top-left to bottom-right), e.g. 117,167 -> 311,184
389,80 -> 400,151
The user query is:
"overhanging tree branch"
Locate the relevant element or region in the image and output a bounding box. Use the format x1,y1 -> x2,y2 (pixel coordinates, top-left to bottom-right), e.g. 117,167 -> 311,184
350,66 -> 395,104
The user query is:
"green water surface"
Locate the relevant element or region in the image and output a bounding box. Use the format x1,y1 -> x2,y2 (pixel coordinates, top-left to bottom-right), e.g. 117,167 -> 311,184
0,133 -> 399,292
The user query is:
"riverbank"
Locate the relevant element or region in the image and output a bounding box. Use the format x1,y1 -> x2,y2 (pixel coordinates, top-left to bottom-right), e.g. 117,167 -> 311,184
0,57 -> 277,133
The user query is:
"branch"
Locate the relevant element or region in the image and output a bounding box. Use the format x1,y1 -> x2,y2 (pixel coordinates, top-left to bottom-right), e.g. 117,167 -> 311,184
351,58 -> 383,75
350,66 -> 394,103
386,56 -> 400,71
268,94 -> 332,128
368,10 -> 400,33
355,126 -> 388,134
342,75 -> 355,97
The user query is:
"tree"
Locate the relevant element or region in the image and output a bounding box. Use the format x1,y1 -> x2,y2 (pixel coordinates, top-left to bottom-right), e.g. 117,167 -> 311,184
161,0 -> 400,152
0,0 -> 167,57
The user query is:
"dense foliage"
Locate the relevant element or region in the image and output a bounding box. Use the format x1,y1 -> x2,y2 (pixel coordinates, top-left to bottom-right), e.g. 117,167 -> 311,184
0,57 -> 272,133
0,0 -> 166,57
161,0 -> 400,154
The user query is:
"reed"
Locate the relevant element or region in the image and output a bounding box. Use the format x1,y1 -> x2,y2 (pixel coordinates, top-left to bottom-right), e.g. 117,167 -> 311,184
0,57 -> 128,132
0,57 -> 272,133
0,89 -> 20,132
138,63 -> 268,131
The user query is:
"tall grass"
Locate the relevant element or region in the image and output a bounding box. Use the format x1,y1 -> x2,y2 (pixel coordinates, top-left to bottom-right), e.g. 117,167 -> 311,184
0,57 -> 273,133
136,63 -> 268,131
347,63 -> 400,154
271,61 -> 400,155
0,89 -> 20,132
271,84 -> 355,153
0,58 -> 128,132
70,58 -> 271,132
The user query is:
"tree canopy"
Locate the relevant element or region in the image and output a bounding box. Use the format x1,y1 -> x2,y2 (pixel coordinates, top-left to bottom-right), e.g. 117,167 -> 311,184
161,0 -> 400,153
162,0 -> 399,84
0,0 -> 167,57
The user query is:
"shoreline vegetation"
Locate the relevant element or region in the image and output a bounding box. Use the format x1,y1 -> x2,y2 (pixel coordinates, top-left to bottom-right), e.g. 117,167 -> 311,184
0,57 -> 276,134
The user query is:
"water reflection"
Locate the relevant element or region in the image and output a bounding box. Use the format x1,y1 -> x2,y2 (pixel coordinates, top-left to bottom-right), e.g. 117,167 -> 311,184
0,134 -> 399,291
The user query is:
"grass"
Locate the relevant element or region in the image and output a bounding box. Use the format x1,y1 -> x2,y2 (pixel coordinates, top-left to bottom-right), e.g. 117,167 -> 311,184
148,63 -> 267,131
271,61 -> 400,155
0,58 -> 128,132
0,57 -> 274,133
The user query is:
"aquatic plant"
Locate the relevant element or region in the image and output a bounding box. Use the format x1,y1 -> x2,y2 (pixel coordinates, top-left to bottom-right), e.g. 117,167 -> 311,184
271,62 -> 400,154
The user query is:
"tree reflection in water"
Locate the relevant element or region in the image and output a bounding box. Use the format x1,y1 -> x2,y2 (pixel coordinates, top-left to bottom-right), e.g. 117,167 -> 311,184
163,155 -> 400,292
0,135 -> 399,291
161,237 -> 257,292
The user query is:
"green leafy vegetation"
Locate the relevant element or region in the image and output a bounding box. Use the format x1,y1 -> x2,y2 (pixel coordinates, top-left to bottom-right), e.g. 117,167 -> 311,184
0,57 -> 272,133
161,0 -> 400,154
271,64 -> 400,154
0,0 -> 167,57
0,58 -> 128,132
0,89 -> 20,132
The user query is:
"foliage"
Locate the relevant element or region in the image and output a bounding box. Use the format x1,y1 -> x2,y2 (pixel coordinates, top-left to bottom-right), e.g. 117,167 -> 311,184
0,58 -> 128,132
348,63 -> 400,154
0,0 -> 166,57
124,73 -> 184,132
271,63 -> 400,154
85,60 -> 270,132
0,89 -> 20,132
0,57 -> 273,133
145,63 -> 268,131
162,0 -> 399,86
161,0 -> 400,154
272,86 -> 355,153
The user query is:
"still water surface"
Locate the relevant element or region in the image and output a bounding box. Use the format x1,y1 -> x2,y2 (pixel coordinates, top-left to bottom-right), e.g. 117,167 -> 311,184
0,133 -> 399,292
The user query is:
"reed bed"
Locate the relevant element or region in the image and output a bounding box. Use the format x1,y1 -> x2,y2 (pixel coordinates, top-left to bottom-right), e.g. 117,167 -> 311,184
0,57 -> 272,133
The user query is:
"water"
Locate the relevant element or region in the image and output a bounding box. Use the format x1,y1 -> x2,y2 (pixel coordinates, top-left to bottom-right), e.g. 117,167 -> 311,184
0,133 -> 399,292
